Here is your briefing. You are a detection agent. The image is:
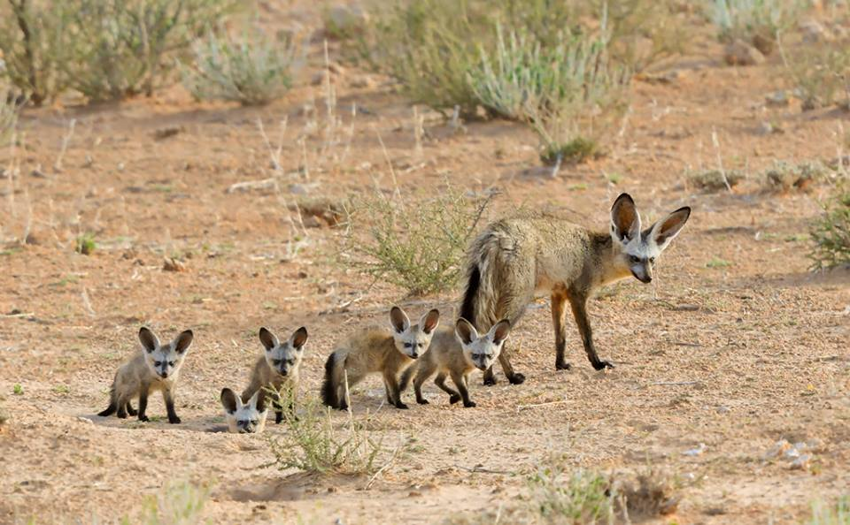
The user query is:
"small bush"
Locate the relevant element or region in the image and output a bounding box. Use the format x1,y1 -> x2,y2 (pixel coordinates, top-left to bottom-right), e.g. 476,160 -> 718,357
267,396 -> 384,475
182,28 -> 299,105
710,0 -> 796,54
528,465 -> 616,524
687,168 -> 745,191
810,185 -> 850,270
61,0 -> 234,101
781,38 -> 850,110
344,187 -> 493,296
810,495 -> 850,525
0,0 -> 70,105
763,160 -> 826,191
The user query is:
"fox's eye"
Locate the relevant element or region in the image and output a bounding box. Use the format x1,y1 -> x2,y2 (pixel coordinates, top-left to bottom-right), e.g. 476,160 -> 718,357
649,257 -> 656,264
403,342 -> 412,348
154,361 -> 162,367
272,359 -> 281,365
167,361 -> 174,367
629,255 -> 640,264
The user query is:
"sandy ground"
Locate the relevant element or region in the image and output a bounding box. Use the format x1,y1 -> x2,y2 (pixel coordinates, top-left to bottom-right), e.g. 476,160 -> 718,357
1,2 -> 849,524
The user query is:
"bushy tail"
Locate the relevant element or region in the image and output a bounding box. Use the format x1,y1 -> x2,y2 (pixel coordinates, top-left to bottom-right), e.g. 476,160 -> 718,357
320,352 -> 339,408
460,228 -> 501,329
98,387 -> 117,417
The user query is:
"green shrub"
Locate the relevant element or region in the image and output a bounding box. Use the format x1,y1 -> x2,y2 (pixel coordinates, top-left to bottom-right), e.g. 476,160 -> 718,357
763,160 -> 826,191
0,0 -> 71,105
528,465 -> 616,524
137,482 -> 210,525
60,0 -> 234,101
710,0 -> 798,54
810,185 -> 850,270
182,28 -> 299,105
75,232 -> 97,255
344,187 -> 493,296
809,495 -> 850,525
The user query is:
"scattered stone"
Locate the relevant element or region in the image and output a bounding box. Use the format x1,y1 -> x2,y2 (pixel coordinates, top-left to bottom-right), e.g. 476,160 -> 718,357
30,167 -> 47,178
800,20 -> 829,43
153,125 -> 184,140
350,75 -> 377,89
764,439 -> 791,459
226,178 -> 277,194
752,33 -> 776,56
724,40 -> 765,66
327,5 -> 368,35
757,121 -> 783,136
163,257 -> 187,272
77,416 -> 94,425
789,454 -> 811,471
288,182 -> 320,195
682,443 -> 706,457
765,91 -> 789,107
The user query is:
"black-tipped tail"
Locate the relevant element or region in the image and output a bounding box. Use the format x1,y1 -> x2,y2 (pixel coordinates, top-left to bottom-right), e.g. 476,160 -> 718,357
460,265 -> 481,325
320,353 -> 338,408
98,389 -> 117,417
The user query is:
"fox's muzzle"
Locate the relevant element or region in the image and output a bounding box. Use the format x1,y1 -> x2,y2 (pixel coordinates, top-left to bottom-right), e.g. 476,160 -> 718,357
632,271 -> 652,284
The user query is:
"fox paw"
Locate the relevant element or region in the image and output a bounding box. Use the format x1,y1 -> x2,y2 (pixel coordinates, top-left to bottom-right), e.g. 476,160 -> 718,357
138,415 -> 150,422
394,402 -> 409,410
463,401 -> 477,408
482,377 -> 497,387
508,373 -> 526,385
168,416 -> 181,425
417,398 -> 429,405
593,360 -> 615,371
449,395 -> 461,404
555,361 -> 572,371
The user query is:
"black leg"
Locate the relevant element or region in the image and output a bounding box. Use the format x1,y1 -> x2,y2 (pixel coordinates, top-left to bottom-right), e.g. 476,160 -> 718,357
138,391 -> 150,422
383,372 -> 407,410
451,371 -> 476,408
568,294 -> 614,370
434,373 -> 461,404
163,388 -> 179,424
126,402 -> 137,416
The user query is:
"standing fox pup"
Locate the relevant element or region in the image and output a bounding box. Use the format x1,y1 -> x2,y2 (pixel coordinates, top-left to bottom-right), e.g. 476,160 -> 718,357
242,327 -> 308,424
407,318 -> 511,408
322,307 -> 440,410
98,327 -> 194,423
221,388 -> 268,434
461,193 -> 691,384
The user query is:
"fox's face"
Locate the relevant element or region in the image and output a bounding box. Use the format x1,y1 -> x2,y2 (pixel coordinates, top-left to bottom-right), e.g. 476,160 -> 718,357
139,327 -> 193,380
456,318 -> 511,371
389,306 -> 440,359
221,388 -> 268,434
609,194 -> 691,284
260,326 -> 308,377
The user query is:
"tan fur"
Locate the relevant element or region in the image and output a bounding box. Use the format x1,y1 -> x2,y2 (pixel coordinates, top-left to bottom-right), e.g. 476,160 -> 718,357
325,328 -> 416,410
241,357 -> 298,403
407,327 -> 476,407
109,350 -> 180,408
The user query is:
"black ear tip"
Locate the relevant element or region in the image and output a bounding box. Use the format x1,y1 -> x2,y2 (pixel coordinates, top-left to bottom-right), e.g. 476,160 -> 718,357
613,193 -> 634,205
220,387 -> 231,397
297,326 -> 308,335
183,329 -> 194,337
259,326 -> 269,335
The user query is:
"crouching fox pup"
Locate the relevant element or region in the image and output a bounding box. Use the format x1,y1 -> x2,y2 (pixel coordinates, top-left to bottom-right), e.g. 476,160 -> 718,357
221,388 -> 268,434
406,318 -> 511,408
461,193 -> 691,384
322,306 -> 440,410
242,326 -> 308,424
98,327 -> 194,423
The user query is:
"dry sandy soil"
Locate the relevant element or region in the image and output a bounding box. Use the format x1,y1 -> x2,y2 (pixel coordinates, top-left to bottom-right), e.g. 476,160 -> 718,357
1,2 -> 848,524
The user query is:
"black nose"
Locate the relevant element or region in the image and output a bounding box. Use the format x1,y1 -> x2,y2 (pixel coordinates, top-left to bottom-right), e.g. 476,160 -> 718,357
410,352 -> 418,359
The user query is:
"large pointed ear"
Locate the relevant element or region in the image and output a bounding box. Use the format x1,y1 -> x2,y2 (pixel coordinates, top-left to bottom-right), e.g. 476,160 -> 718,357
455,318 -> 479,345
419,309 -> 440,334
390,306 -> 410,334
139,327 -> 160,353
650,206 -> 691,251
173,330 -> 193,354
489,319 -> 511,346
259,327 -> 279,351
289,327 -> 308,350
610,193 -> 641,243
254,390 -> 268,412
221,388 -> 239,414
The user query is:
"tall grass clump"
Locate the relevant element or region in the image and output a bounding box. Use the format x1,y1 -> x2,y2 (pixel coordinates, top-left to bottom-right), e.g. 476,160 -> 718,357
809,496 -> 850,525
181,29 -> 300,105
809,185 -> 850,270
61,0 -> 235,101
710,0 -> 797,55
267,396 -> 386,476
1,91 -> 19,146
344,187 -> 493,296
136,482 -> 210,525
0,0 -> 71,105
528,465 -> 617,524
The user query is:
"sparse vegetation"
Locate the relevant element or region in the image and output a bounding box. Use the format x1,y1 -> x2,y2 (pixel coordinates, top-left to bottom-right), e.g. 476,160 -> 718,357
763,160 -> 826,191
344,187 -> 492,296
137,482 -> 210,525
687,168 -> 745,191
13,384 -> 23,395
528,464 -> 616,524
181,28 -> 300,105
267,396 -> 386,475
75,233 -> 97,255
809,185 -> 850,270
781,37 -> 850,111
809,495 -> 850,525
710,0 -> 796,55
0,90 -> 18,146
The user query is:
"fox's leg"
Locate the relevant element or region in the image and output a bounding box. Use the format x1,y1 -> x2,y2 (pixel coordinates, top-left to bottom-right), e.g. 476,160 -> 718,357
116,394 -> 128,419
551,287 -> 571,370
568,293 -> 614,370
434,373 -> 461,404
451,370 -> 476,408
162,386 -> 180,424
483,344 -> 525,385
412,361 -> 438,405
137,389 -> 150,422
382,371 -> 408,410
125,401 -> 137,416
484,295 -> 529,386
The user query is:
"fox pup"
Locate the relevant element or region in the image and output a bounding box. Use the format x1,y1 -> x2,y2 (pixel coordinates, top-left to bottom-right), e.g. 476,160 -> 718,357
242,326 -> 308,424
221,388 -> 268,434
405,318 -> 511,408
98,327 -> 194,423
461,193 -> 691,384
321,306 -> 440,410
